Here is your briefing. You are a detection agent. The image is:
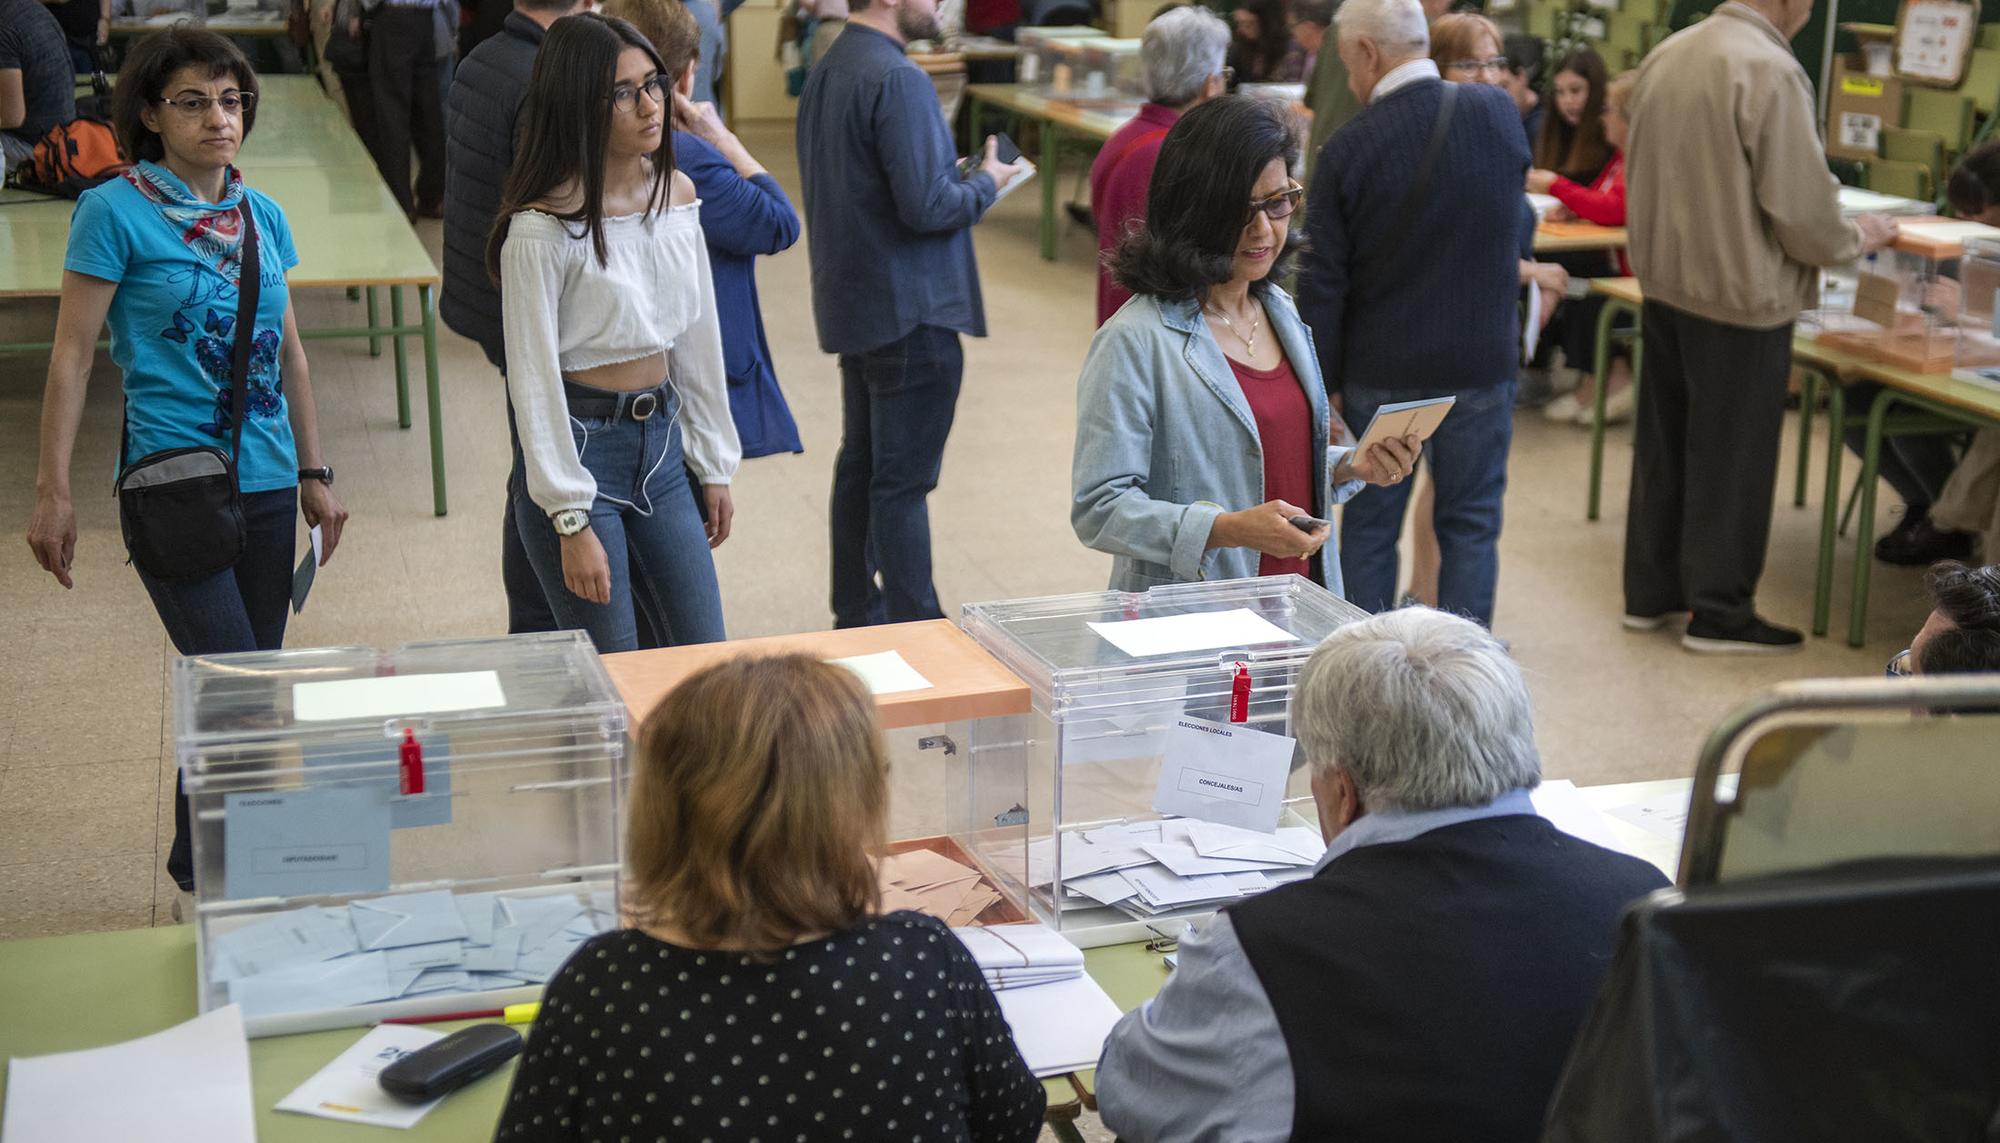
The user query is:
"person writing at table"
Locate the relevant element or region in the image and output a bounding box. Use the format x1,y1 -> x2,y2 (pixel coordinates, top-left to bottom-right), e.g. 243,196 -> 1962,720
490,13 -> 741,652
494,653 -> 1046,1141
25,28 -> 348,906
1072,95 -> 1417,595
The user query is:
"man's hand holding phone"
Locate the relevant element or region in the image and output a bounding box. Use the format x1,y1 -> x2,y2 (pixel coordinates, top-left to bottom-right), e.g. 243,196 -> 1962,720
974,134 -> 1030,191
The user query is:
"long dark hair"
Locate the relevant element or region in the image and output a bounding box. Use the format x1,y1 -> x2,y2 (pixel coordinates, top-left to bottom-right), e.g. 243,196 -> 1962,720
1110,94 -> 1301,302
1228,0 -> 1291,83
1948,141 -> 2000,218
1534,47 -> 1611,180
113,27 -> 260,164
486,13 -> 672,283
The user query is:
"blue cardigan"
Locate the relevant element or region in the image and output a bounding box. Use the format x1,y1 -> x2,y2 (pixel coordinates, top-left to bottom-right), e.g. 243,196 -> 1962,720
678,131 -> 804,457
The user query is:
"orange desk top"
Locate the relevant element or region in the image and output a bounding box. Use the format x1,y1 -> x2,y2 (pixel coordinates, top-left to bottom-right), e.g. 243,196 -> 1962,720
603,620 -> 1032,731
1533,222 -> 1627,253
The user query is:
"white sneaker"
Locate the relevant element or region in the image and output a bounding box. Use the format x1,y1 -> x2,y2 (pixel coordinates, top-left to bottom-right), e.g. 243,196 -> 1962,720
1622,611 -> 1684,631
1542,393 -> 1582,422
1595,383 -> 1637,424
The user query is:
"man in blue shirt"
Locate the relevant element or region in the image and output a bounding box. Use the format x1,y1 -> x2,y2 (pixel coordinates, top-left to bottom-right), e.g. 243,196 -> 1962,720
0,0 -> 75,176
1095,607 -> 1668,1142
796,0 -> 1026,627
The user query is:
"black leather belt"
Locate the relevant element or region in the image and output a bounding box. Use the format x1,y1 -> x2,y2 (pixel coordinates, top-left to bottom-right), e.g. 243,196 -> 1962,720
562,380 -> 669,422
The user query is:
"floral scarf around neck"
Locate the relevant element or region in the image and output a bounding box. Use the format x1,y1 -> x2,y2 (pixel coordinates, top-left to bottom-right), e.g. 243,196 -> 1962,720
124,160 -> 257,282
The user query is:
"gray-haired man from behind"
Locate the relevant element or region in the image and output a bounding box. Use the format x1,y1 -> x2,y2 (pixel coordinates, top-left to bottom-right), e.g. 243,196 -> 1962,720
1095,608 -> 1668,1143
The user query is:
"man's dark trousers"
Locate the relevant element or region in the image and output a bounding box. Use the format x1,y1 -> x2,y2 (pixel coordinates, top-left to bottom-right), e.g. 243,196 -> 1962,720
368,4 -> 445,218
829,324 -> 962,628
1623,300 -> 1794,627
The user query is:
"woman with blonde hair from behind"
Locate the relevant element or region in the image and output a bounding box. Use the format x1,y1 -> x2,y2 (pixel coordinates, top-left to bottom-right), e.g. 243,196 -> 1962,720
494,653 -> 1046,1141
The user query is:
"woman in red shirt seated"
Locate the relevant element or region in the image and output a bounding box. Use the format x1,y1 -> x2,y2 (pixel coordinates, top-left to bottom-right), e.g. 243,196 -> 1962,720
1530,70 -> 1636,424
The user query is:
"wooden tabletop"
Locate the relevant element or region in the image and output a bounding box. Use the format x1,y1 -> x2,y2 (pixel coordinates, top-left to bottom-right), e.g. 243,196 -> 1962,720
1851,361 -> 2000,421
965,82 -> 1137,142
1533,221 -> 1628,253
1589,275 -> 1643,305
602,620 -> 1033,731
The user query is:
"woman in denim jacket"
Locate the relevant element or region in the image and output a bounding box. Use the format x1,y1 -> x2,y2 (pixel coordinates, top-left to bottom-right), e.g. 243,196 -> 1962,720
1072,95 -> 1416,594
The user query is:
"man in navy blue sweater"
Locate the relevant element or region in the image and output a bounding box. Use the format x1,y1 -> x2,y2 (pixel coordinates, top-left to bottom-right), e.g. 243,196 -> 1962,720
1296,0 -> 1532,628
797,0 -> 1026,627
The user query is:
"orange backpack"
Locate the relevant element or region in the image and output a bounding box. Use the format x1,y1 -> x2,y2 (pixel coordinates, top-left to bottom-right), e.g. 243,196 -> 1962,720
12,116 -> 130,199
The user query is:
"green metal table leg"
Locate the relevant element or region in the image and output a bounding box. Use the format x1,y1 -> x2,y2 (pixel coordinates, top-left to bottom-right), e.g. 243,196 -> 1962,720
1040,121 -> 1060,262
1585,296 -> 1622,521
421,284 -> 447,516
1794,368 -> 1816,508
390,284 -> 411,430
366,286 -> 381,357
965,94 -> 980,158
1812,380 -> 1846,637
1847,388 -> 1894,647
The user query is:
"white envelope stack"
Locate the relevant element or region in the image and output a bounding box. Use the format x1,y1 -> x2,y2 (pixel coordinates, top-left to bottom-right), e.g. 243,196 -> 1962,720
991,818 -> 1326,924
950,922 -> 1125,1077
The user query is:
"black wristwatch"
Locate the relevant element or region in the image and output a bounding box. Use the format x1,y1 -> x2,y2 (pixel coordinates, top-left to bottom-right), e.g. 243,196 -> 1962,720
299,466 -> 335,485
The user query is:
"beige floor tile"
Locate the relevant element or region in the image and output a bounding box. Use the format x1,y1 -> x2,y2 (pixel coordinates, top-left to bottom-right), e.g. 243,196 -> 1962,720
0,757 -> 161,868
0,853 -> 156,938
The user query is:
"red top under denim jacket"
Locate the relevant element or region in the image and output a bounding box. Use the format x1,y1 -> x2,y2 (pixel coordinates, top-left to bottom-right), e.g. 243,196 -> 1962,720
1227,352 -> 1315,580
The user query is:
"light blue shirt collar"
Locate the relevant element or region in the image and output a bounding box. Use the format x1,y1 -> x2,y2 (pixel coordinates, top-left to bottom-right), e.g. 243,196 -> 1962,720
1315,787 -> 1537,872
1370,57 -> 1442,104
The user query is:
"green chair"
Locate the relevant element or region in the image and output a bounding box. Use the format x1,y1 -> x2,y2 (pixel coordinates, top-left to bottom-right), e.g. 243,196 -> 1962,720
1962,48 -> 2000,120
1902,88 -> 1976,161
1880,125 -> 1947,198
1863,158 -> 1935,202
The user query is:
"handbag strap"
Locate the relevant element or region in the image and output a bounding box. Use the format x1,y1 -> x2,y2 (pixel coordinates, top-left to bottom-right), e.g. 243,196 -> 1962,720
1348,82 -> 1457,296
119,202 -> 261,482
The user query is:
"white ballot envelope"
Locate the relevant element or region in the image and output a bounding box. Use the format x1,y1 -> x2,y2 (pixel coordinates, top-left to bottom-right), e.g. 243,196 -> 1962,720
348,890 -> 472,951
1151,715 -> 1296,833
1353,395 -> 1456,456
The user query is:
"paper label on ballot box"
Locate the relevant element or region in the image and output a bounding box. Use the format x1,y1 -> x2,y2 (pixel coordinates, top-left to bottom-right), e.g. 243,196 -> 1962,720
1151,715 -> 1295,832
224,784 -> 393,899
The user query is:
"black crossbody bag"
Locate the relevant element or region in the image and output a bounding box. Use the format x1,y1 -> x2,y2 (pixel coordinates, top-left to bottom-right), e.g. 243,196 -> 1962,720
115,204 -> 261,581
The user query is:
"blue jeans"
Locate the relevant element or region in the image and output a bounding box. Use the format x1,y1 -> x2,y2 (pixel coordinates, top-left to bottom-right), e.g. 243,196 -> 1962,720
135,486 -> 299,891
830,325 -> 964,628
1338,381 -> 1515,627
512,381 -> 726,653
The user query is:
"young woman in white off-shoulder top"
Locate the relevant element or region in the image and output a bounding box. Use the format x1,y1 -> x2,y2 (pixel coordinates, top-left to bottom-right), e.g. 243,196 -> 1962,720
487,12 -> 739,651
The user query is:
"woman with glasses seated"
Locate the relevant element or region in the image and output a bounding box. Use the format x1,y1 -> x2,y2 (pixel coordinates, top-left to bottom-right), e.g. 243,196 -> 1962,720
1072,95 -> 1417,594
489,13 -> 740,652
26,28 -> 347,905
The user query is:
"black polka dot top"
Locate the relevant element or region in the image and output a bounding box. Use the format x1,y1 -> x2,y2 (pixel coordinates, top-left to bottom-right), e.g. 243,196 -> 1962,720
493,911 -> 1047,1142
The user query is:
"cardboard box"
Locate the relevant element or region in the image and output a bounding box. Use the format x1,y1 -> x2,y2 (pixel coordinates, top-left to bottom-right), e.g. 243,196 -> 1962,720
1826,53 -> 1905,162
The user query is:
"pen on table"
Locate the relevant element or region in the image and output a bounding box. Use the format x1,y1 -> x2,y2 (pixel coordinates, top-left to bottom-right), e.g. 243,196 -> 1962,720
380,1002 -> 540,1026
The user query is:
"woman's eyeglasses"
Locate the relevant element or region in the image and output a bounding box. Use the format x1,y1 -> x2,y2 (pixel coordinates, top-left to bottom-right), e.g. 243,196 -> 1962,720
610,76 -> 667,114
1444,57 -> 1509,78
1245,183 -> 1305,229
1886,648 -> 1915,677
156,91 -> 257,116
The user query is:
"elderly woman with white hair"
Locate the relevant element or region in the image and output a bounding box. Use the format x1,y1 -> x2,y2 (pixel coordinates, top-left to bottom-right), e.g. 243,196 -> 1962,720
1096,607 -> 1667,1143
1089,4 -> 1233,326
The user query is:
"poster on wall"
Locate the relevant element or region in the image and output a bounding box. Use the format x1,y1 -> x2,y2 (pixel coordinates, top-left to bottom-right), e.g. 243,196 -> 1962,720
1894,0 -> 1976,87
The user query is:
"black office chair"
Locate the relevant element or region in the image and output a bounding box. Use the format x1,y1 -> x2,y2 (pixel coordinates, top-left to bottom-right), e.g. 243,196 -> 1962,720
1541,858 -> 2000,1143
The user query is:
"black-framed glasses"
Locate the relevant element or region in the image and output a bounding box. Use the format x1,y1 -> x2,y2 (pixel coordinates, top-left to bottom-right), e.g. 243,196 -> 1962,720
1245,182 -> 1304,229
610,76 -> 666,114
1443,56 -> 1509,78
1886,648 -> 1915,677
156,91 -> 256,116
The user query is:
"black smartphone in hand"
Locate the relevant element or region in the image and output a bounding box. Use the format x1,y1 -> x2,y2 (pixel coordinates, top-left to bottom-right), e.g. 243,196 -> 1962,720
960,132 -> 1024,178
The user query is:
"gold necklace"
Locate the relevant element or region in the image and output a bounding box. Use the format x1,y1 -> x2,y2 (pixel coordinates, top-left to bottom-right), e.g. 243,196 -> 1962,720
1206,301 -> 1263,356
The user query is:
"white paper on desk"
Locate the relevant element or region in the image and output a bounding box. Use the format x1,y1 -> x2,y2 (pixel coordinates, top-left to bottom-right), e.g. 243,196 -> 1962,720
825,650 -> 934,695
0,1004 -> 254,1143
952,923 -> 1086,973
274,1023 -> 449,1129
993,973 -> 1124,1077
1526,191 -> 1561,219
1087,608 -> 1297,658
1151,716 -> 1295,833
1531,779 -> 1630,853
293,670 -> 506,722
1604,788 -> 1693,840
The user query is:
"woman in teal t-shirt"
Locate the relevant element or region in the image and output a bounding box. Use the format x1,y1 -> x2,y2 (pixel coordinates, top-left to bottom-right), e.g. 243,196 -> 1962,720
24,28 -> 349,899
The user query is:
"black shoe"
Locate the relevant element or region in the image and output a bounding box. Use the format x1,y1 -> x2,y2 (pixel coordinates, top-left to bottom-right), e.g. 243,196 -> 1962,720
1681,615 -> 1804,654
1874,512 -> 1974,566
1064,202 -> 1094,232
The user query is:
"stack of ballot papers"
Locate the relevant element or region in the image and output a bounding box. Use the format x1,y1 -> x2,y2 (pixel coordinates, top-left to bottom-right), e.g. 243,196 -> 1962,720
1,1005 -> 254,1143
951,922 -> 1087,990
209,886 -> 616,1019
877,848 -> 1003,926
949,923 -> 1124,1077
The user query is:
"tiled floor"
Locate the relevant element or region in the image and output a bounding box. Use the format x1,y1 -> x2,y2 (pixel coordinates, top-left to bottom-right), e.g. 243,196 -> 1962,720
0,124 -> 1933,940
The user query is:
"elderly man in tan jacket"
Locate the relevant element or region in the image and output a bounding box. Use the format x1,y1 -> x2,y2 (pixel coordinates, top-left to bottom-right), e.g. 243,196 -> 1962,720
1622,0 -> 1897,654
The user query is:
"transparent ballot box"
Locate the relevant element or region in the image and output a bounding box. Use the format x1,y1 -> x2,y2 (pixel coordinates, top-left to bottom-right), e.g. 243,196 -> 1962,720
1804,219 -> 2000,373
599,621 -> 1040,932
960,576 -> 1368,947
1076,37 -> 1144,101
1015,26 -> 1101,89
1953,237 -> 2000,388
177,632 -> 627,1037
